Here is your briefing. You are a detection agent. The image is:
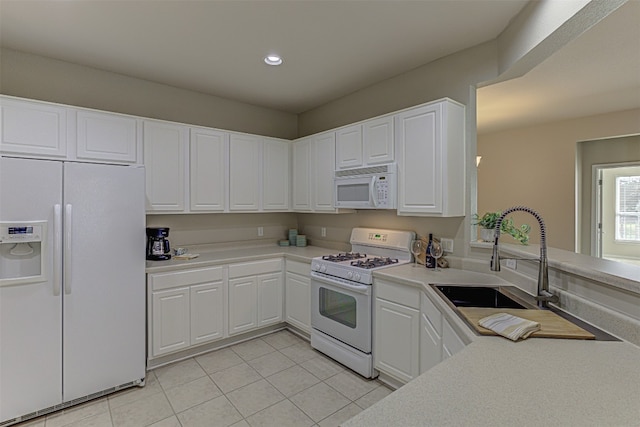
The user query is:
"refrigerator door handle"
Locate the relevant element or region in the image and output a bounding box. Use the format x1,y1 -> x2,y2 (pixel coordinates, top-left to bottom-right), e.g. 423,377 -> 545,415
64,204 -> 72,295
54,204 -> 62,296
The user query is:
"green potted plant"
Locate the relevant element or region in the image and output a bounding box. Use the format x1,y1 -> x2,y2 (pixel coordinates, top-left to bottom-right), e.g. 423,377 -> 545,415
473,211 -> 531,245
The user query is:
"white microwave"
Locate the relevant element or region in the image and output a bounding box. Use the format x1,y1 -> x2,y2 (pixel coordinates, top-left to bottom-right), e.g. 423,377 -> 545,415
334,163 -> 396,209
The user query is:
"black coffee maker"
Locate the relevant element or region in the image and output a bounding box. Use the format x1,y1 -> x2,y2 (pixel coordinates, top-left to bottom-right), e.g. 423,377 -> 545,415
146,227 -> 171,260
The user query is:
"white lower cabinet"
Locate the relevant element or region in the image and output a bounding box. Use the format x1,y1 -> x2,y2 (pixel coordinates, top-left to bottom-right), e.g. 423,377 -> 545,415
191,282 -> 225,345
152,287 -> 190,356
228,276 -> 259,335
148,266 -> 226,359
374,280 -> 420,384
285,260 -> 311,333
442,316 -> 466,359
375,279 -> 469,384
420,291 -> 442,374
228,259 -> 283,336
419,290 -> 467,373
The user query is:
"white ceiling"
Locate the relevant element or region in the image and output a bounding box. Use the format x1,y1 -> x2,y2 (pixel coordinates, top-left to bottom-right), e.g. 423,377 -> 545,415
0,0 -> 527,114
0,0 -> 638,133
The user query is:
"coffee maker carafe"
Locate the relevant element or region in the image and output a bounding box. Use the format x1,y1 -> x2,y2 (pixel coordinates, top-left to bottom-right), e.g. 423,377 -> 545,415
146,227 -> 171,260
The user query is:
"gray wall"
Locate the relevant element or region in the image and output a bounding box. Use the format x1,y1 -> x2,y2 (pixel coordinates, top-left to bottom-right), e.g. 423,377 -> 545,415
0,48 -> 298,140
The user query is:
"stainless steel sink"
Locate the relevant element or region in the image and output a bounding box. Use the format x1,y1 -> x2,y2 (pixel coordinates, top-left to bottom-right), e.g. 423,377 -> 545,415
433,285 -> 537,309
430,284 -> 620,341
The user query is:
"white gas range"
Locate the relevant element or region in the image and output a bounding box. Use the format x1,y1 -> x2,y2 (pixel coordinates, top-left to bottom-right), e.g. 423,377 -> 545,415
310,228 -> 415,378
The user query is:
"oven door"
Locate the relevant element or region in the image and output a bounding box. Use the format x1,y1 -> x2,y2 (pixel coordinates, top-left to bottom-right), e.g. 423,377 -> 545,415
310,273 -> 372,353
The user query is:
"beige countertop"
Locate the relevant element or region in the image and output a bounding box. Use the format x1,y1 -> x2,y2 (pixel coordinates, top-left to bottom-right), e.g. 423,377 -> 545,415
343,338 -> 640,427
145,242 -> 331,273
344,263 -> 640,427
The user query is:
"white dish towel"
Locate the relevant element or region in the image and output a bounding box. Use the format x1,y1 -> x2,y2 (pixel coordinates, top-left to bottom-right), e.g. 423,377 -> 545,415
478,312 -> 541,341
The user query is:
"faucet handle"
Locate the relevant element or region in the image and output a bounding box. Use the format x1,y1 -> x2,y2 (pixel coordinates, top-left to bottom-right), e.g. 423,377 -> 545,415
535,290 -> 559,305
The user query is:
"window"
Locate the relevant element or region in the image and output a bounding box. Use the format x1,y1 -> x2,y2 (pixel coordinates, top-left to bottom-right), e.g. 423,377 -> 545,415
615,175 -> 640,242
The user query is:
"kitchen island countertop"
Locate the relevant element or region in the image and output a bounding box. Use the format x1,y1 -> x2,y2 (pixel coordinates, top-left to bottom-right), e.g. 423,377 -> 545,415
343,337 -> 640,427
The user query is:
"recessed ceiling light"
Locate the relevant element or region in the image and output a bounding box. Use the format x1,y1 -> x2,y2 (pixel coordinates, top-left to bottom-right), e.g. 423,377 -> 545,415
264,55 -> 283,66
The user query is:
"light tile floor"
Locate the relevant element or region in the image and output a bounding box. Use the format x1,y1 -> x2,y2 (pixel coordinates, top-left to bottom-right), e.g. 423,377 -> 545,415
16,330 -> 392,427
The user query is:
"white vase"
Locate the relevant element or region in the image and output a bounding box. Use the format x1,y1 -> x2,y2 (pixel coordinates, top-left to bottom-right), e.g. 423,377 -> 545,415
480,228 -> 495,242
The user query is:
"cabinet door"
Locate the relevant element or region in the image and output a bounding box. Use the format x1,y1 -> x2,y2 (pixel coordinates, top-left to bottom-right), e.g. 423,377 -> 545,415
292,137 -> 312,211
263,138 -> 290,211
420,313 -> 442,374
229,133 -> 261,211
228,276 -> 258,335
374,298 -> 420,384
143,121 -> 189,212
442,317 -> 466,360
190,128 -> 227,212
313,132 -> 336,211
285,272 -> 311,333
152,287 -> 190,357
363,116 -> 394,165
76,110 -> 137,163
336,124 -> 363,169
257,272 -> 283,327
191,281 -> 226,345
420,292 -> 442,374
1,97 -> 67,158
395,103 -> 442,215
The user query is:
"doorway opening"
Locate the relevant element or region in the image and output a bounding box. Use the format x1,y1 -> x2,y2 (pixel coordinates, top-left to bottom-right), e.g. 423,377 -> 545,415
592,163 -> 640,265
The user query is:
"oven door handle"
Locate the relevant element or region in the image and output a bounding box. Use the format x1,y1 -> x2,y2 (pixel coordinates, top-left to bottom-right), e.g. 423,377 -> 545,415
311,272 -> 371,295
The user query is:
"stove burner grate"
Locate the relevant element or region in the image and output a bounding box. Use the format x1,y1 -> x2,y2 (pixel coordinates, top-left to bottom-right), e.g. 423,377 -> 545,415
350,257 -> 399,269
322,252 -> 367,262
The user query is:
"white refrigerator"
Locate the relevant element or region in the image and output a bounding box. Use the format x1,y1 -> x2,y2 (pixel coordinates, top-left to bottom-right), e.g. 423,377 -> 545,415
0,157 -> 146,424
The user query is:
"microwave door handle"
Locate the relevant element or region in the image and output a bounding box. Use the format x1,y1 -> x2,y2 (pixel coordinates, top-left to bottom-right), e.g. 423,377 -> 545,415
370,176 -> 378,207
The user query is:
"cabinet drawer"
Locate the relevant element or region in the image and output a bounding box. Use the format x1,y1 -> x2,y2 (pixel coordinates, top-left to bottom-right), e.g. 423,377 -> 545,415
375,279 -> 420,309
228,258 -> 282,278
150,266 -> 224,291
286,260 -> 310,276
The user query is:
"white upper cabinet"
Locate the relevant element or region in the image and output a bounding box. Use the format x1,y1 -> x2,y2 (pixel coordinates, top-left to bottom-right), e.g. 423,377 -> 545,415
143,120 -> 189,212
395,99 -> 465,217
293,132 -> 349,213
76,110 -> 138,163
292,137 -> 312,211
313,132 -> 337,211
190,128 -> 228,212
336,124 -> 363,169
262,137 -> 290,211
336,116 -> 394,170
363,115 -> 394,165
1,97 -> 68,158
229,133 -> 262,211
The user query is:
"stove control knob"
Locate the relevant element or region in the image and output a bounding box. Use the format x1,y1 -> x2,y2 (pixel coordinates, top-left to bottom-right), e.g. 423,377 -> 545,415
312,263 -> 320,271
354,273 -> 361,281
320,265 -> 327,273
347,271 -> 354,279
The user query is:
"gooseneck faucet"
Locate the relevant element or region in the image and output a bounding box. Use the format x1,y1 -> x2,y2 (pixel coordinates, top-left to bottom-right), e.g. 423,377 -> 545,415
490,206 -> 559,308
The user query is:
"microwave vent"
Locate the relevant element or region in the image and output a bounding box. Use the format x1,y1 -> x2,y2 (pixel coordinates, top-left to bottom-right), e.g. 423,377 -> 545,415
335,164 -> 392,177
